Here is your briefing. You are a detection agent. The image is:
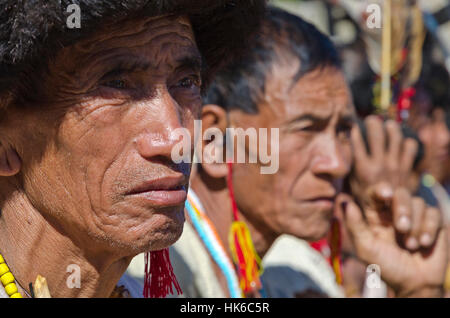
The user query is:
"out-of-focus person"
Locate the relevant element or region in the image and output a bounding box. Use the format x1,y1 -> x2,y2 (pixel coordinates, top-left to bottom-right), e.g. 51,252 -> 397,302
127,7 -> 448,298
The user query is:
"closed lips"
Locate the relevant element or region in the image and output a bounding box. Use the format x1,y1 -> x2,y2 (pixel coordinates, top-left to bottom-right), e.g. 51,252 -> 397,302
127,175 -> 187,195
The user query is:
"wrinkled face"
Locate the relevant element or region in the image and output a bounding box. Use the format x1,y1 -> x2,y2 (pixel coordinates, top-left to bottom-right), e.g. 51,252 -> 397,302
5,15 -> 202,255
409,95 -> 449,183
231,61 -> 354,241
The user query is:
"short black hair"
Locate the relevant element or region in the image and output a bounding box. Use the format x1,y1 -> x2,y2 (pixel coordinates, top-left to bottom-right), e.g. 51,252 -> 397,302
203,6 -> 341,113
0,0 -> 266,109
348,61 -> 377,118
415,62 -> 450,112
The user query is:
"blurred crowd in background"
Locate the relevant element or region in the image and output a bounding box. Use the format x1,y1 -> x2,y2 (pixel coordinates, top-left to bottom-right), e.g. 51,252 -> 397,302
273,0 -> 450,297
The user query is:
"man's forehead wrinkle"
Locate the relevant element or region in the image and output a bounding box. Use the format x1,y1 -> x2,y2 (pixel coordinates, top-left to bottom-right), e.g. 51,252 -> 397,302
54,44 -> 200,94
142,32 -> 197,56
286,101 -> 334,121
55,71 -> 92,96
263,87 -> 339,123
41,15 -> 199,103
43,53 -> 93,99
47,50 -> 112,94
76,14 -> 191,51
174,55 -> 203,73
80,31 -> 195,65
62,13 -> 195,60
81,51 -> 148,75
150,40 -> 201,67
57,34 -> 198,83
72,17 -> 150,54
141,14 -> 191,29
73,32 -> 197,78
76,18 -> 194,57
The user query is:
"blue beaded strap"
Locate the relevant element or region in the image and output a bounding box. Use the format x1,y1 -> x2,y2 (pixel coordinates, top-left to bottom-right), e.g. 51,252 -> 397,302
185,192 -> 242,298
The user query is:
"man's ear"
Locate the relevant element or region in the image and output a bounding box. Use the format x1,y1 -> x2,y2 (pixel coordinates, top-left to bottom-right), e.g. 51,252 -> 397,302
199,104 -> 228,179
0,142 -> 21,176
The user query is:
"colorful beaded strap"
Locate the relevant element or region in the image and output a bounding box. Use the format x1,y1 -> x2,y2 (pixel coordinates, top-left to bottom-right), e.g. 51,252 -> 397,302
185,190 -> 242,298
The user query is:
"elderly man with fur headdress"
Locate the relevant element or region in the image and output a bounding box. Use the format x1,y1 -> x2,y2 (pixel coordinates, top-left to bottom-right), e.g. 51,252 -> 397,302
0,0 -> 266,298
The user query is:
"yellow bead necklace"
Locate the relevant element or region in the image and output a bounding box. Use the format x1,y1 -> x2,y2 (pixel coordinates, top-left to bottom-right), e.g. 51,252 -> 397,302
0,254 -> 23,298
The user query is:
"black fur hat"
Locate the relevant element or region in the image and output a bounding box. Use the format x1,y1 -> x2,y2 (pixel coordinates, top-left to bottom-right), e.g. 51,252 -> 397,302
0,0 -> 266,101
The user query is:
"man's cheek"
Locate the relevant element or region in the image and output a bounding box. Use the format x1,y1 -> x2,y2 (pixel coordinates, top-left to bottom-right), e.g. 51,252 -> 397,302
62,117 -> 127,162
277,138 -> 299,173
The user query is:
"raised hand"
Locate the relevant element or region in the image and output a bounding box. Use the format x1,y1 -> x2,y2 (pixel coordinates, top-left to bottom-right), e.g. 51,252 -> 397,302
349,115 -> 419,206
337,183 -> 448,297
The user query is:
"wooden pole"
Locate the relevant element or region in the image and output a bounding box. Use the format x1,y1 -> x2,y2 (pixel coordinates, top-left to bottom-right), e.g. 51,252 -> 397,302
380,0 -> 392,112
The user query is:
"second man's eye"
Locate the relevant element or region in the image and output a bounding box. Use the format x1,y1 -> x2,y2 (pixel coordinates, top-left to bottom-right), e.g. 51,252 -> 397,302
337,123 -> 353,139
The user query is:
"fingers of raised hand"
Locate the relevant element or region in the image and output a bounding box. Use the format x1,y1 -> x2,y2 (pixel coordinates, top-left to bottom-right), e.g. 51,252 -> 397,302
356,118 -> 418,188
365,115 -> 385,163
351,122 -> 369,164
399,137 -> 419,178
419,206 -> 442,248
392,190 -> 443,250
385,119 -> 402,173
338,195 -> 373,258
405,197 -> 426,250
369,181 -> 394,208
392,188 -> 413,233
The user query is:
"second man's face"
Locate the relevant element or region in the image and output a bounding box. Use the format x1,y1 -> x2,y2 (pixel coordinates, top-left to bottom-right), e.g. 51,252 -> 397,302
231,61 -> 355,241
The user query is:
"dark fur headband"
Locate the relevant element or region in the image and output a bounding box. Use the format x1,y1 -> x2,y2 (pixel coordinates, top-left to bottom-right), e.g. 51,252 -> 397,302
0,0 -> 266,95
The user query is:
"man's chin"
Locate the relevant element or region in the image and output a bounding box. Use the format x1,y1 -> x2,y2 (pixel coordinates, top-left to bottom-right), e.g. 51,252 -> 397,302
109,229 -> 184,256
132,220 -> 185,253
291,219 -> 332,242
95,213 -> 185,256
305,229 -> 329,242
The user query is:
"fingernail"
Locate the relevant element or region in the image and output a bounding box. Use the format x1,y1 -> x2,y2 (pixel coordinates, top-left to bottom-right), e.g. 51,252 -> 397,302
406,237 -> 419,250
397,216 -> 411,232
380,186 -> 393,198
420,233 -> 432,246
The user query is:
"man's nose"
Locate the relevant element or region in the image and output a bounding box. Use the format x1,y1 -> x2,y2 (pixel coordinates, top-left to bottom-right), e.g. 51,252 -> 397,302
310,135 -> 350,179
135,89 -> 186,161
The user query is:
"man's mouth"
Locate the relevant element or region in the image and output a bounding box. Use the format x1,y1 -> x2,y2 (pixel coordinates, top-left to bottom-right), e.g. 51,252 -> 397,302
304,195 -> 336,209
126,175 -> 188,207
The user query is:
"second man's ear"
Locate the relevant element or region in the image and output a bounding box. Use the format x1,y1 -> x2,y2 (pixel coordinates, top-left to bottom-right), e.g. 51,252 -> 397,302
0,142 -> 22,177
198,104 -> 229,179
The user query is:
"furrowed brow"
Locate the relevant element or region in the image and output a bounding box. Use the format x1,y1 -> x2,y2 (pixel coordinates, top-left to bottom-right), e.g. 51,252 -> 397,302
287,113 -> 333,125
100,58 -> 151,78
175,54 -> 203,73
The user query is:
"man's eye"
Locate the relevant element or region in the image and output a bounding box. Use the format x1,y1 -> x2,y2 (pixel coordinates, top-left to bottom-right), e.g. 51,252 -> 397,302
337,124 -> 352,138
300,124 -> 317,131
291,122 -> 322,132
177,76 -> 201,89
102,79 -> 127,89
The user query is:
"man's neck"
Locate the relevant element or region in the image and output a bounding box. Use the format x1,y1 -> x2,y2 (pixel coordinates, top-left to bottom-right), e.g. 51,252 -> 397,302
190,172 -> 276,259
0,190 -> 131,298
